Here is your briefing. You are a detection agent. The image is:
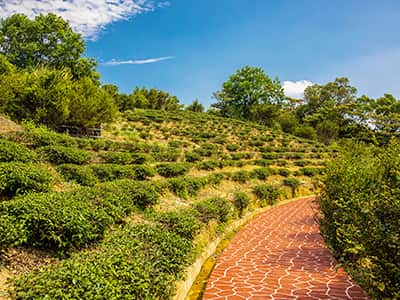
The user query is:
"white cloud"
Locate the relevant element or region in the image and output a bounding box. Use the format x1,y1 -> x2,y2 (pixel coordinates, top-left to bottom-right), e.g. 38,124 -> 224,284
283,80 -> 313,99
103,56 -> 174,66
0,0 -> 169,39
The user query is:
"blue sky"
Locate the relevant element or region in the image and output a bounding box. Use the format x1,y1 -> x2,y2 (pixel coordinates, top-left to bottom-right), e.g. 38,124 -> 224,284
1,0 -> 400,106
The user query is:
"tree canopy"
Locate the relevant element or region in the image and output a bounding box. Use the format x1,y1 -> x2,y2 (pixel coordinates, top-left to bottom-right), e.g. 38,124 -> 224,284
212,66 -> 285,120
0,13 -> 98,80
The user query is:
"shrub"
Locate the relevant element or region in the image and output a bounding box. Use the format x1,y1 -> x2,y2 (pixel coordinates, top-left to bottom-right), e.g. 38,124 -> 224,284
197,160 -> 220,171
319,143 -> 400,298
150,209 -> 201,240
300,167 -> 323,177
0,163 -> 53,198
0,139 -> 37,162
294,160 -> 311,167
156,162 -> 191,178
282,178 -> 300,198
252,184 -> 280,206
167,176 -> 208,198
261,152 -> 278,160
230,171 -> 251,183
278,168 -> 291,177
38,145 -> 92,165
251,167 -> 272,180
89,164 -> 135,181
14,224 -> 192,299
233,192 -> 250,217
184,151 -> 202,162
99,151 -> 133,164
57,164 -> 98,186
226,143 -> 240,152
194,197 -> 232,223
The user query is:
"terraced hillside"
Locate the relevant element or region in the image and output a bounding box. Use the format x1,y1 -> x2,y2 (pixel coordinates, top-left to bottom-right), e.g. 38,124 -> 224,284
0,110 -> 332,299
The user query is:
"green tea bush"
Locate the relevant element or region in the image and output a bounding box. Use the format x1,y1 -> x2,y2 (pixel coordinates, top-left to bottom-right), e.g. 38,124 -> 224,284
156,162 -> 191,178
167,176 -> 208,198
261,152 -> 278,160
38,145 -> 92,165
151,209 -> 201,240
152,145 -> 180,162
0,163 -> 53,198
184,151 -> 203,162
99,151 -> 133,164
14,224 -> 192,299
197,160 -> 220,171
319,142 -> 400,298
252,184 -> 281,206
282,177 -> 300,198
230,171 -> 251,183
57,164 -> 98,186
89,164 -> 135,181
194,197 -> 232,223
233,192 -> 250,217
278,168 -> 291,177
0,140 -> 37,162
226,143 -> 240,152
299,167 -> 324,177
294,160 -> 311,167
251,167 -> 272,180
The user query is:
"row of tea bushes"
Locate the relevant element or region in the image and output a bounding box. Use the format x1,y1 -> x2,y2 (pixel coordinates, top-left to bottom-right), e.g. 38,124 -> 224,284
0,180 -> 159,254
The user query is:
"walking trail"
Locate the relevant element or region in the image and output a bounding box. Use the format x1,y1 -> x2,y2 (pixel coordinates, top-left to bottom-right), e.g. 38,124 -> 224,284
203,197 -> 369,300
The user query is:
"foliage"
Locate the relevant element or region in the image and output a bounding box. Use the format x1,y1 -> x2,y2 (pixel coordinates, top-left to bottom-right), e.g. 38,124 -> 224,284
38,145 -> 92,165
14,224 -> 192,299
0,139 -> 37,162
56,164 -> 98,186
282,177 -> 300,198
0,162 -> 53,198
233,191 -> 250,217
319,142 -> 400,298
186,99 -> 205,113
156,162 -> 191,178
167,176 -> 208,198
212,66 -> 285,120
0,13 -> 97,80
194,197 -> 232,223
252,184 -> 281,206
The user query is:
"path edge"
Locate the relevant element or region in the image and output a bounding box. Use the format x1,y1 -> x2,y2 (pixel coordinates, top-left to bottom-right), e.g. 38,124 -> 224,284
173,195 -> 317,300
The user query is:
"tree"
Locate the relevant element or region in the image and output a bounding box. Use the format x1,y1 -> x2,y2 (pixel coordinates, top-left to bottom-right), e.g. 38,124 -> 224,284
212,66 -> 285,120
316,120 -> 340,145
0,13 -> 97,80
186,99 -> 204,112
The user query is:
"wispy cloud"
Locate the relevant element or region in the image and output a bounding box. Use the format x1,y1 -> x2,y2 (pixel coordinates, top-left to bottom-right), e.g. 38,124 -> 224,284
103,56 -> 175,66
283,80 -> 314,99
0,0 -> 170,39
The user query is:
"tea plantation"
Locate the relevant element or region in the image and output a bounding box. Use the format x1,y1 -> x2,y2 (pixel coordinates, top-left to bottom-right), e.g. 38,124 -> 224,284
0,110 -> 330,299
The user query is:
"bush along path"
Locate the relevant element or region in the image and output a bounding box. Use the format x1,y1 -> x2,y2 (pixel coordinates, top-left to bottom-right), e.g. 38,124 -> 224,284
203,197 -> 369,300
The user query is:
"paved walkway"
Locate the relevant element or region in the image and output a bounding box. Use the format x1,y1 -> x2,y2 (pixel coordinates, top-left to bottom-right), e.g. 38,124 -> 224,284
203,197 -> 369,300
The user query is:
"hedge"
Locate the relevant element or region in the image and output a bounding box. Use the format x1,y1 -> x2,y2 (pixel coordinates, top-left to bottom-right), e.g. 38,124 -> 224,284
38,145 -> 92,165
0,139 -> 37,162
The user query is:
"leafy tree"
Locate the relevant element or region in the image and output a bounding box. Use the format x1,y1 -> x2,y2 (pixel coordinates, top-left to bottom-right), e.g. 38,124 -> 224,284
0,13 -> 97,80
278,111 -> 299,134
316,120 -> 340,145
186,99 -> 204,112
212,66 -> 285,120
370,94 -> 400,136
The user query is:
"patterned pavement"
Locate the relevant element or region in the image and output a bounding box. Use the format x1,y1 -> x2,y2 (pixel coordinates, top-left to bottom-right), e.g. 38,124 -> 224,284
203,197 -> 369,300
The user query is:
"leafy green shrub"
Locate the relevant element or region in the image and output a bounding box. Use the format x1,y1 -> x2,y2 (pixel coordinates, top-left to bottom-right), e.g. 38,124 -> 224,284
0,139 -> 37,162
151,209 -> 201,240
0,163 -> 53,198
167,176 -> 208,198
14,224 -> 192,299
57,164 -> 98,186
131,153 -> 151,164
230,171 -> 251,183
89,164 -> 135,181
194,197 -> 232,223
156,162 -> 191,178
152,145 -> 180,162
226,143 -> 240,151
252,184 -> 280,206
194,143 -> 219,157
184,151 -> 202,162
294,160 -> 311,167
197,160 -> 220,171
282,177 -> 300,198
319,143 -> 400,298
233,192 -> 250,217
299,167 -> 323,177
251,167 -> 272,180
261,152 -> 278,160
131,165 -> 156,180
99,151 -> 133,164
278,168 -> 291,177
38,145 -> 92,165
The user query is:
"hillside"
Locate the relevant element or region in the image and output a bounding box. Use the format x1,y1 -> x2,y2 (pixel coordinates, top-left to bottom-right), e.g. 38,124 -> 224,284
0,110 -> 331,299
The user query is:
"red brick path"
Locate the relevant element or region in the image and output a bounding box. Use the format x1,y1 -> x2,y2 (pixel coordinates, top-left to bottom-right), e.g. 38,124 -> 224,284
203,197 -> 369,299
